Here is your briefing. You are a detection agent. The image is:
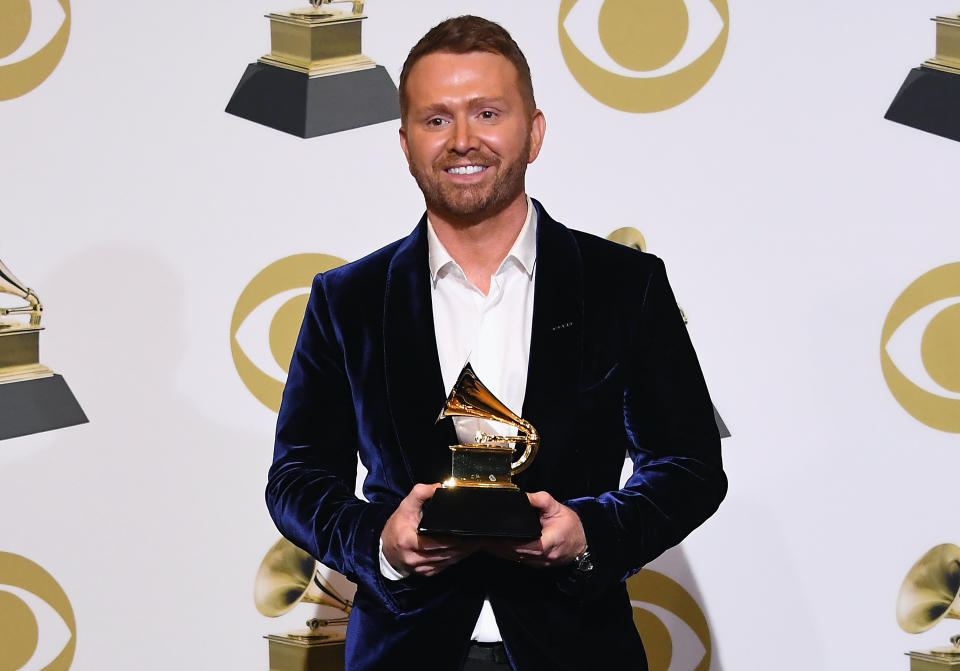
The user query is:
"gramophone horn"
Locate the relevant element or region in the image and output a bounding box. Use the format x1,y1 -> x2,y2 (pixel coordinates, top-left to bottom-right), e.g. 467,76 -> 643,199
896,543 -> 960,633
438,363 -> 539,474
254,537 -> 352,618
0,258 -> 42,326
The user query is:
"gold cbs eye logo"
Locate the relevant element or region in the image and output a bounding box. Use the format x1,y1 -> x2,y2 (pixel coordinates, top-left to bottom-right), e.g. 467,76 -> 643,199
0,0 -> 71,100
231,254 -> 347,412
881,262 -> 960,433
627,569 -> 711,671
559,0 -> 729,113
0,552 -> 76,671
607,226 -> 647,252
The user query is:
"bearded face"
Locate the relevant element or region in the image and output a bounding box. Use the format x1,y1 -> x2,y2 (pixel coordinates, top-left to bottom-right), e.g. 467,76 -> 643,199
399,51 -> 543,226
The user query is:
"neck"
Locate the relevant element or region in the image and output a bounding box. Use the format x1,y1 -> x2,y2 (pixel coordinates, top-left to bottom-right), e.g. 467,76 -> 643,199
428,192 -> 529,295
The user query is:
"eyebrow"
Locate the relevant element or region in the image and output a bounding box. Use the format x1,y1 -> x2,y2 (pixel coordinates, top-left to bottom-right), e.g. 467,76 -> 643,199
417,96 -> 511,117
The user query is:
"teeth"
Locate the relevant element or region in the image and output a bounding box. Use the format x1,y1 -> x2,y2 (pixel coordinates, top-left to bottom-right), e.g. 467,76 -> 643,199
446,165 -> 485,175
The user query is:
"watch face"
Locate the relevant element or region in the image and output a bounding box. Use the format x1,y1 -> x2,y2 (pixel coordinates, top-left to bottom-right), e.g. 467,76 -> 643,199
575,550 -> 594,573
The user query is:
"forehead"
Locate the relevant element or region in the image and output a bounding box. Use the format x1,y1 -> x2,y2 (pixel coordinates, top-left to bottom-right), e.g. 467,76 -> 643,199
404,51 -> 523,108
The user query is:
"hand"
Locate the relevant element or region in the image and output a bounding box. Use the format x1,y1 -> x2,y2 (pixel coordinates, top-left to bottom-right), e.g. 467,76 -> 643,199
380,483 -> 477,577
485,491 -> 587,568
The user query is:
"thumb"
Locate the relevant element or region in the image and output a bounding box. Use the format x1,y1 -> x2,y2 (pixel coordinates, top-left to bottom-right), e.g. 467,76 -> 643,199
526,490 -> 557,512
409,482 -> 441,504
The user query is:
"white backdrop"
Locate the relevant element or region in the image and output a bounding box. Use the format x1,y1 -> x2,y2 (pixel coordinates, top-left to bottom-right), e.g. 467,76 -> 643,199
3,1 -> 960,669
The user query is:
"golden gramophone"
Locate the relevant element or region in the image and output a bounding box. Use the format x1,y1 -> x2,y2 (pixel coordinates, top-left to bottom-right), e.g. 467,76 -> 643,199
225,0 -> 400,138
0,256 -> 86,440
255,537 -> 353,671
896,543 -> 960,669
0,257 -> 52,384
418,364 -> 542,539
259,0 -> 374,78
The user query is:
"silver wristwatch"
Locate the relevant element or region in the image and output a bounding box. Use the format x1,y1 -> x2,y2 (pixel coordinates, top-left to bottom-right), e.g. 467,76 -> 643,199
572,546 -> 594,574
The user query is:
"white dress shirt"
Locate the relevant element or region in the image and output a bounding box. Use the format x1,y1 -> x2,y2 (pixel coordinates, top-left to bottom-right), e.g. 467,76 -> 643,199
379,196 -> 538,643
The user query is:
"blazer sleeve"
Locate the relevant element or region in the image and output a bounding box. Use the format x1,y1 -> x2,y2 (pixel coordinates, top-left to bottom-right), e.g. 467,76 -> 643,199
564,256 -> 727,594
266,273 -> 397,608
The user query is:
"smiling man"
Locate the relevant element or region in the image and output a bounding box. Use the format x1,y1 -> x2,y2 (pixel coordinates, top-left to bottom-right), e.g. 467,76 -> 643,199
268,15 -> 726,671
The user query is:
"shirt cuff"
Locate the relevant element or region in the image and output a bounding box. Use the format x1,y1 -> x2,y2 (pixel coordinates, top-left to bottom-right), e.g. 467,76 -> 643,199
378,537 -> 408,580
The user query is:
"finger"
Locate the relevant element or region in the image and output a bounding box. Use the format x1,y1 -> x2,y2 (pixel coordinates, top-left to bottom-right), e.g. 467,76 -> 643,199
408,552 -> 460,566
409,544 -> 476,563
512,539 -> 545,556
416,537 -> 456,550
413,544 -> 463,557
410,553 -> 470,576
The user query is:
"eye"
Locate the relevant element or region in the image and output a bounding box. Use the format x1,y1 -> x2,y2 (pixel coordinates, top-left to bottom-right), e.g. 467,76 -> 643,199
631,601 -> 707,670
558,0 -> 729,112
626,569 -> 711,671
884,297 -> 960,401
0,0 -> 71,99
230,254 -> 347,413
563,0 -> 723,77
0,553 -> 76,671
234,288 -> 311,384
0,0 -> 66,65
0,586 -> 73,670
881,263 -> 960,433
479,110 -> 497,120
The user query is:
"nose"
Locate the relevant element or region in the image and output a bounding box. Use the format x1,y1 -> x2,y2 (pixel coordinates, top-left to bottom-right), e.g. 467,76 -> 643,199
449,115 -> 479,155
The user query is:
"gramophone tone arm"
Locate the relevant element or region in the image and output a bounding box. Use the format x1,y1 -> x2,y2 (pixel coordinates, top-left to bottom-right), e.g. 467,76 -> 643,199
306,616 -> 350,628
474,433 -> 533,444
474,424 -> 539,474
309,0 -> 364,13
0,289 -> 42,326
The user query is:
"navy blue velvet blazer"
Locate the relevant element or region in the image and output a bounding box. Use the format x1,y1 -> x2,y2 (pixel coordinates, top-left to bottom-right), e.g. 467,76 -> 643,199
268,200 -> 727,670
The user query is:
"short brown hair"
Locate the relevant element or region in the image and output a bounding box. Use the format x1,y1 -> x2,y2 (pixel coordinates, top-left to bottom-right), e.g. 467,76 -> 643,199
398,15 -> 536,122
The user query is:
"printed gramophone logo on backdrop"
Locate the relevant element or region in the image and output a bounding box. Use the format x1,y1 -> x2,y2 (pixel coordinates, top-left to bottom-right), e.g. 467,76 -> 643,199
559,0 -> 729,112
0,0 -> 71,100
881,262 -> 960,433
225,0 -> 399,138
885,12 -> 960,143
0,552 -> 76,671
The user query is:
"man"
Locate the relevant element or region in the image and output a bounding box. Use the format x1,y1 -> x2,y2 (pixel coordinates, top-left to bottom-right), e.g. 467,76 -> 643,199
268,15 -> 726,671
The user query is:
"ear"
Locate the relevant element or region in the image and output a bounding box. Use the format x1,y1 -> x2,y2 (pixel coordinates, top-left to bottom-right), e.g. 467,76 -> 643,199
527,109 -> 546,164
399,124 -> 411,166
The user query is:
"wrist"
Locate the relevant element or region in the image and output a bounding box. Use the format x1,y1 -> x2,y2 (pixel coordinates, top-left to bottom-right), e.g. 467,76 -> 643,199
378,537 -> 409,580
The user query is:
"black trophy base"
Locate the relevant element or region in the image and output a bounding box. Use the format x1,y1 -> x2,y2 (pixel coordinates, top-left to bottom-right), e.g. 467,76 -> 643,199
886,66 -> 960,143
0,375 -> 87,441
418,487 -> 541,539
225,63 -> 400,138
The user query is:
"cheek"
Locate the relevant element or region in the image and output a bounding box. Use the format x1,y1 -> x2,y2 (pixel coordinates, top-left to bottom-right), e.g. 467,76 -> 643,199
483,126 -> 530,157
409,137 -> 447,165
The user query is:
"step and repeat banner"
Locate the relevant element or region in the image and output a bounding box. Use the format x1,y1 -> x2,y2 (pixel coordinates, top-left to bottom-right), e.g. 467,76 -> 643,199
3,1 -> 960,669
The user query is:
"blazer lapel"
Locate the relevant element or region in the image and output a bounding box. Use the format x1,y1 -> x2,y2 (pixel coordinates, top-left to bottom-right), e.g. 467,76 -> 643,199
517,201 -> 584,490
383,217 -> 454,485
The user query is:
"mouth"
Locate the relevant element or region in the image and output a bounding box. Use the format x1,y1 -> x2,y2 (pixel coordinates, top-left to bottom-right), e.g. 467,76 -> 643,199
444,165 -> 488,176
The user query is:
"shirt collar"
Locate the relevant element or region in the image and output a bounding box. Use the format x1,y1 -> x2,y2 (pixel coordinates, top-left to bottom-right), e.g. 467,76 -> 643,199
427,196 -> 538,284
